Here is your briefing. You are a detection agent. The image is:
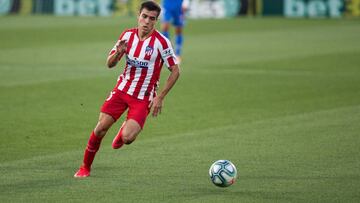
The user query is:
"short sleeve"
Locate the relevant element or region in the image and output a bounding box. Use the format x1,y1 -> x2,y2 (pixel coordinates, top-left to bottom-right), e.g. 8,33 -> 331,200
158,36 -> 178,68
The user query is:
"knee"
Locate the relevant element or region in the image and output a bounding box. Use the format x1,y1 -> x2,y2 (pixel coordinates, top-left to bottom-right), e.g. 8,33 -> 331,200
94,123 -> 110,137
94,127 -> 108,137
175,27 -> 182,35
93,113 -> 115,137
162,23 -> 170,31
122,131 -> 137,145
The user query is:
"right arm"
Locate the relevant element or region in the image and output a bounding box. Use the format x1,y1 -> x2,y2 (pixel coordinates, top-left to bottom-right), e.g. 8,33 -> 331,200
106,39 -> 127,68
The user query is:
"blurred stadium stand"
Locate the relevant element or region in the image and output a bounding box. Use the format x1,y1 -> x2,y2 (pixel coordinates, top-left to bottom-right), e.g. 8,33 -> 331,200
0,0 -> 359,18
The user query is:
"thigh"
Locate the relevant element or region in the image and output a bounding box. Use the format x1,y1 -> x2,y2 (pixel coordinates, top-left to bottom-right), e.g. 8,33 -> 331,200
126,98 -> 150,129
161,8 -> 173,24
121,119 -> 142,143
94,112 -> 116,137
172,8 -> 185,27
100,90 -> 128,121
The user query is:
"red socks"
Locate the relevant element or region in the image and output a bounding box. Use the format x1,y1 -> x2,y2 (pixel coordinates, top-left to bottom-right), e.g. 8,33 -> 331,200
82,131 -> 103,170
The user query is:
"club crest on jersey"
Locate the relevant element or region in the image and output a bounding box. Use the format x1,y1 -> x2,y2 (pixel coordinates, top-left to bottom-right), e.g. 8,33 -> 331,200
145,46 -> 153,56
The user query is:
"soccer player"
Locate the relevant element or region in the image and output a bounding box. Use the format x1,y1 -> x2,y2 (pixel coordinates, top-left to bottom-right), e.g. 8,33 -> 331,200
161,0 -> 189,63
74,1 -> 180,178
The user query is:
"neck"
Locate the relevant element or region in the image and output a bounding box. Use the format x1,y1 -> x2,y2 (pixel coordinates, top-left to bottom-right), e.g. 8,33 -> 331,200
138,29 -> 154,41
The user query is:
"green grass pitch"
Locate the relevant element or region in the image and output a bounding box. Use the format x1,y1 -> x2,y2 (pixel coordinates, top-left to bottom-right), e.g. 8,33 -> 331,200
0,16 -> 359,202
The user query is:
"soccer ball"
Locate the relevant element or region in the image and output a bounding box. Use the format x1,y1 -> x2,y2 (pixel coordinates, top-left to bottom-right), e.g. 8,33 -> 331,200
209,160 -> 237,187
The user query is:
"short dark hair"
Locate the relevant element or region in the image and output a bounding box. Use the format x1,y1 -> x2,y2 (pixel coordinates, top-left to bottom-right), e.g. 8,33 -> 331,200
139,1 -> 161,18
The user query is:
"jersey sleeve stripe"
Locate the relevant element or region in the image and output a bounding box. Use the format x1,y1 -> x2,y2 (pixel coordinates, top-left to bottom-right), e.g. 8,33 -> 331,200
167,57 -> 175,67
109,29 -> 132,56
118,30 -> 127,40
155,31 -> 169,49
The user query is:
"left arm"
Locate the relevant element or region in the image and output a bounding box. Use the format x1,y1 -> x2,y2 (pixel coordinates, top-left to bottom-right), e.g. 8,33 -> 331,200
150,64 -> 180,117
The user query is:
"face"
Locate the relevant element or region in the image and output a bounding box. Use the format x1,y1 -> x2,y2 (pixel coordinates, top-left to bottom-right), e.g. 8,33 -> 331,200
138,8 -> 158,35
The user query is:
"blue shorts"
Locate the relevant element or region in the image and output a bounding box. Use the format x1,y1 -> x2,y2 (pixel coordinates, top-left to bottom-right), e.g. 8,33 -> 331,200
162,7 -> 185,27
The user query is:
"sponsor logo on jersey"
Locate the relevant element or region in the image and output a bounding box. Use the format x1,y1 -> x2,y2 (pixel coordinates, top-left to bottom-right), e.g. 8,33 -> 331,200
126,56 -> 149,69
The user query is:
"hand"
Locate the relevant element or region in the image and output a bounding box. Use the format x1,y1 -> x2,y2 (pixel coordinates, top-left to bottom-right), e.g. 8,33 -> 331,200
182,6 -> 188,13
149,96 -> 163,117
116,39 -> 127,55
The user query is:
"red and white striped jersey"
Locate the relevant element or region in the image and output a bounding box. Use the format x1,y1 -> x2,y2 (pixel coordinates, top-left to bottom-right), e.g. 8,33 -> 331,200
109,28 -> 178,101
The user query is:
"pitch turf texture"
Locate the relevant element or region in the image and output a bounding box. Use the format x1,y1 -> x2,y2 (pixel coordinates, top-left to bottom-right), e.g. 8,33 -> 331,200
0,16 -> 359,202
